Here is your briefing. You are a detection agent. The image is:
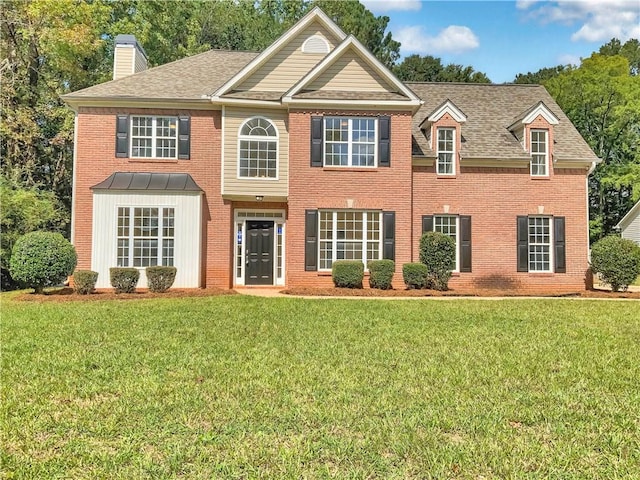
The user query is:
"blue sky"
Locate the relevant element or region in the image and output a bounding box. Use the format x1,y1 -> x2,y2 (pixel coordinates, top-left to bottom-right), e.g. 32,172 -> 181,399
360,0 -> 640,82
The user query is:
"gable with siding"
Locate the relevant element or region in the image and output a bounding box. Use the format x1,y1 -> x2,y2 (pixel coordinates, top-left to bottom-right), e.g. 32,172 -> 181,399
236,21 -> 341,93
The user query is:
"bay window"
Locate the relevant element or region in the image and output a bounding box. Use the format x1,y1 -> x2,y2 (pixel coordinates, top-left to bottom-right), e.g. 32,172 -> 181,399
117,207 -> 175,267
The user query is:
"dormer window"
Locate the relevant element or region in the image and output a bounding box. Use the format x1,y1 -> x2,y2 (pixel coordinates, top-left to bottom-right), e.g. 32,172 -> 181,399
437,128 -> 455,175
530,129 -> 548,176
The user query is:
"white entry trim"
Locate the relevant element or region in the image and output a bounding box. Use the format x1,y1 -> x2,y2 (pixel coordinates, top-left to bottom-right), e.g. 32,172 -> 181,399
234,209 -> 286,286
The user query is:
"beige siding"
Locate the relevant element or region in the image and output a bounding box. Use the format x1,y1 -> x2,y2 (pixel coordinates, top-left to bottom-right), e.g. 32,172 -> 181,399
92,192 -> 202,288
308,48 -> 395,92
113,46 -> 134,80
237,22 -> 339,92
621,213 -> 640,244
223,106 -> 288,198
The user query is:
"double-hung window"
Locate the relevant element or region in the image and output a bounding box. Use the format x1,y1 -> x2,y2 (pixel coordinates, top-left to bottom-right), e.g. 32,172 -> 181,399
117,207 -> 175,267
528,216 -> 551,272
324,117 -> 377,167
530,129 -> 548,176
130,116 -> 178,159
238,117 -> 278,178
437,128 -> 455,175
318,211 -> 381,269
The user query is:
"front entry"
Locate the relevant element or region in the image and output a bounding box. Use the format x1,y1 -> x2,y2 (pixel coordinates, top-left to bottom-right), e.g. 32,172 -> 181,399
245,220 -> 274,285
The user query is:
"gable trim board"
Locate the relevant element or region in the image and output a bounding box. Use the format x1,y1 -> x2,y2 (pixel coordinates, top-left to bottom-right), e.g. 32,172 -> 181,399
616,200 -> 640,232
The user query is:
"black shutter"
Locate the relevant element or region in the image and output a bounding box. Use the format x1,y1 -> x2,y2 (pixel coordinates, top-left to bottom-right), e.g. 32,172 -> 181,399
178,115 -> 190,159
460,215 -> 472,273
310,116 -> 323,167
517,216 -> 529,272
378,115 -> 391,167
383,211 -> 395,261
115,114 -> 129,157
305,210 -> 318,271
422,215 -> 433,234
554,216 -> 566,273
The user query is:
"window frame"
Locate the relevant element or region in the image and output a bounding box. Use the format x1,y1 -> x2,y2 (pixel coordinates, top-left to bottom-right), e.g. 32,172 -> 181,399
237,116 -> 279,180
436,127 -> 456,176
130,115 -> 178,159
530,129 -> 549,177
318,210 -> 382,271
323,117 -> 378,168
527,216 -> 553,272
116,206 -> 175,268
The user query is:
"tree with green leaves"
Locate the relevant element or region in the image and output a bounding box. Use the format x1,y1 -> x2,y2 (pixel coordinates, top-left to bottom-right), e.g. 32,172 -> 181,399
545,53 -> 640,241
394,54 -> 490,83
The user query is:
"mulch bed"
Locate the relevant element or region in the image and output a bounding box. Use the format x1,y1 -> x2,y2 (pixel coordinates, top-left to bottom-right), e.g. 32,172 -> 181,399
14,287 -> 236,302
282,287 -> 640,299
12,286 -> 640,301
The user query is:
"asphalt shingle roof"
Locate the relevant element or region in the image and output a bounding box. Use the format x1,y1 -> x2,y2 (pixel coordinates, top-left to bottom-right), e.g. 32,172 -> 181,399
64,50 -> 259,100
408,83 -> 599,162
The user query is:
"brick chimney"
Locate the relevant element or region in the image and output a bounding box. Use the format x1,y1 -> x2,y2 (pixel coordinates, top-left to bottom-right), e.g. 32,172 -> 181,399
113,34 -> 148,80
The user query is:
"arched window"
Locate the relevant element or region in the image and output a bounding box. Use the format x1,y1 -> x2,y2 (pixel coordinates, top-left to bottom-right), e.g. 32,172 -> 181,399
238,117 -> 278,179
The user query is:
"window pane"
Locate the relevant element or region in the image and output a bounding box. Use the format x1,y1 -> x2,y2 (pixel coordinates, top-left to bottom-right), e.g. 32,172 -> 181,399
434,215 -> 457,270
318,211 -> 381,270
528,217 -> 551,271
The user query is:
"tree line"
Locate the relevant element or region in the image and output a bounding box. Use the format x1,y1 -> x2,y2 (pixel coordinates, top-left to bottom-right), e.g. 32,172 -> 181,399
1,0 -> 638,286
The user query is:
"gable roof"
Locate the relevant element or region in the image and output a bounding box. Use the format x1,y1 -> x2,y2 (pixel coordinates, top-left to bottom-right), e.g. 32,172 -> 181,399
616,200 -> 640,230
213,7 -> 346,98
508,101 -> 559,130
409,83 -> 600,163
63,50 -> 258,104
283,35 -> 420,106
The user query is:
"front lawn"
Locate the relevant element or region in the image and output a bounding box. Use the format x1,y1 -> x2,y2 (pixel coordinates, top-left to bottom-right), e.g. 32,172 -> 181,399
2,295 -> 639,478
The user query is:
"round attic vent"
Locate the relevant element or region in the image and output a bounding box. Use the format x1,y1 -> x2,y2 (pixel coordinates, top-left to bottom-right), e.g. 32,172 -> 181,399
302,35 -> 330,54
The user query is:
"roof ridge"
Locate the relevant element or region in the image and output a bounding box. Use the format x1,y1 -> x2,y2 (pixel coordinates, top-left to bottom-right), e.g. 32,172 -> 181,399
405,82 -> 543,87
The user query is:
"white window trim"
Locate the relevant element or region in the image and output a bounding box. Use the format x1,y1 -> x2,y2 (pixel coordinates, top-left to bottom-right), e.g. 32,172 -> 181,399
436,127 -> 456,176
528,216 -> 554,273
432,214 -> 460,273
233,209 -> 286,286
530,129 -> 549,177
323,117 -> 378,168
237,116 -> 279,181
130,115 -> 178,159
317,210 -> 383,271
116,206 -> 175,268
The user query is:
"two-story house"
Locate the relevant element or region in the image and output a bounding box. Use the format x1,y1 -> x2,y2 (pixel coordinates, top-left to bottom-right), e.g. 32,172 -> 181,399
62,8 -> 599,292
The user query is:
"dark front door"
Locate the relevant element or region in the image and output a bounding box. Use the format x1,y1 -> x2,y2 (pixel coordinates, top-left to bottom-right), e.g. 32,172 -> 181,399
245,220 -> 274,285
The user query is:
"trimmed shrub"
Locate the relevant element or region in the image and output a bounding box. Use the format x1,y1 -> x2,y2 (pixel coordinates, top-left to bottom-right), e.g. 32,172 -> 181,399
109,267 -> 140,294
590,235 -> 640,292
419,231 -> 456,291
146,266 -> 177,293
73,270 -> 98,295
368,259 -> 395,289
332,260 -> 364,288
403,263 -> 428,289
9,232 -> 77,294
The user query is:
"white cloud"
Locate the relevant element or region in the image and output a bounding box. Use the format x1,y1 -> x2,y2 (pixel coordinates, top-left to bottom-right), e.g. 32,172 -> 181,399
557,53 -> 581,65
518,0 -> 640,43
361,0 -> 422,13
396,25 -> 480,55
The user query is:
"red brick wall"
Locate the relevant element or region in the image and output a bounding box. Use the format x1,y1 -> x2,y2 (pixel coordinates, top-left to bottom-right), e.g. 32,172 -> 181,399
412,163 -> 590,292
73,107 -> 233,288
286,110 -> 414,287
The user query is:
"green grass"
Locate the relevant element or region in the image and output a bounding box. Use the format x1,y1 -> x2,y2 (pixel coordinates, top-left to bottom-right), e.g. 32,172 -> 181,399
2,295 -> 639,479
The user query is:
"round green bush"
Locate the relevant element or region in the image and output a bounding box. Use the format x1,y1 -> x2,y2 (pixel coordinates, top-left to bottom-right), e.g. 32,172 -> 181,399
590,235 -> 640,292
9,231 -> 77,294
146,266 -> 177,293
403,262 -> 428,289
368,259 -> 395,289
73,270 -> 98,295
332,260 -> 364,288
419,231 -> 455,291
110,267 -> 140,294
